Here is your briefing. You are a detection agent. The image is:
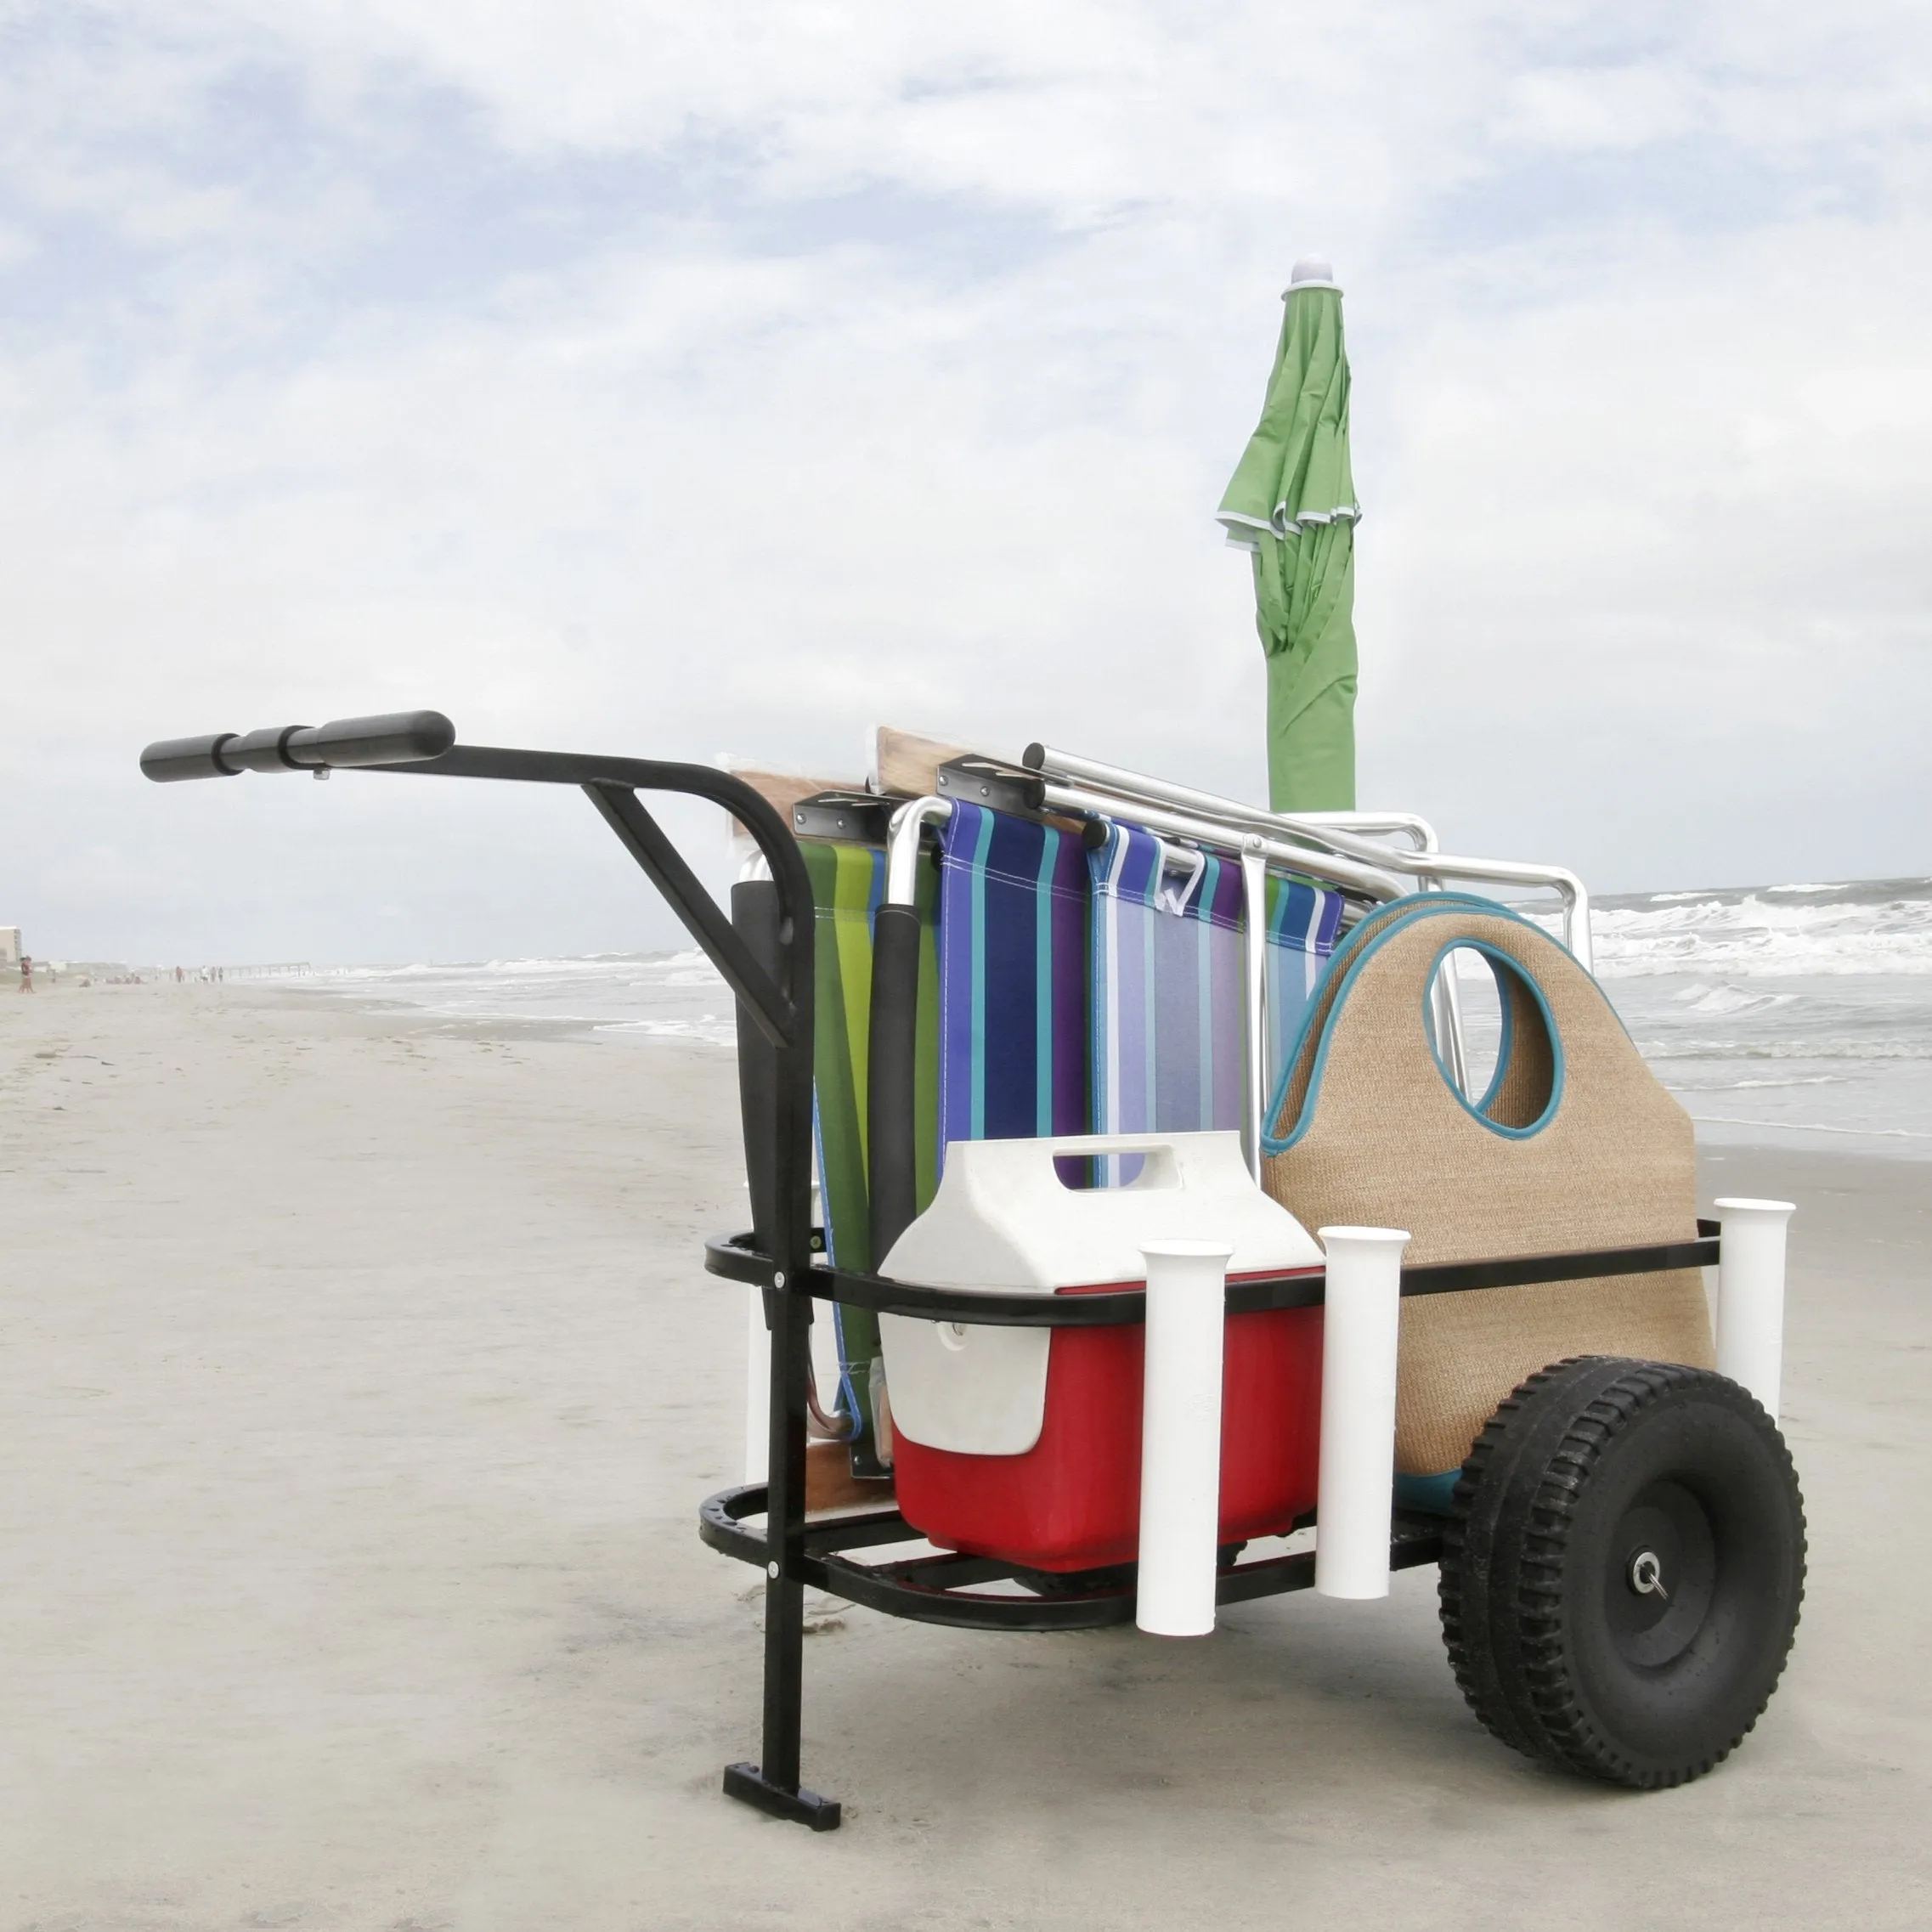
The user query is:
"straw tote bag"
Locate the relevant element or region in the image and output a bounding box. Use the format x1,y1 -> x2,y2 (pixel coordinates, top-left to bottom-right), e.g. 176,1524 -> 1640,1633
1262,897 -> 1713,1476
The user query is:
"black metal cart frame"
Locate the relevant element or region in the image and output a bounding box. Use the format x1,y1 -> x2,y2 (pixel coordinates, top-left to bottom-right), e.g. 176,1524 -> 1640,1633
141,710 -> 1722,1833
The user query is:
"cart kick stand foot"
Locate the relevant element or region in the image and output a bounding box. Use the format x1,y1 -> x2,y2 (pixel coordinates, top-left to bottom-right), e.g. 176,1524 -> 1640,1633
722,1763 -> 843,1831
723,1557 -> 842,1832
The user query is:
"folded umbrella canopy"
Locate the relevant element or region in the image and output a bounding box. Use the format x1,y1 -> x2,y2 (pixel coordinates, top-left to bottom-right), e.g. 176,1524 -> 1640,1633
1217,255 -> 1360,812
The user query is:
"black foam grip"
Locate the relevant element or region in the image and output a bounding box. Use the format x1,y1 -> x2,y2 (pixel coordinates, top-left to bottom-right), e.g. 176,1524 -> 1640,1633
141,709 -> 455,781
285,710 -> 454,768
139,733 -> 242,782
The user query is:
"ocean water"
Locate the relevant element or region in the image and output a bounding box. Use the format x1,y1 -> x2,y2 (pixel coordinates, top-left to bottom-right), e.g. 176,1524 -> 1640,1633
314,950 -> 737,1047
317,876 -> 1932,1155
1588,877 -> 1932,1155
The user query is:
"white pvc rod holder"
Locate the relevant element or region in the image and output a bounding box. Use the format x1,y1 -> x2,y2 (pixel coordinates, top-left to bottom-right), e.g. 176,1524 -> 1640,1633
1713,1198 -> 1795,1423
1137,1240 -> 1232,1637
1316,1226 -> 1410,1600
744,1282 -> 769,1485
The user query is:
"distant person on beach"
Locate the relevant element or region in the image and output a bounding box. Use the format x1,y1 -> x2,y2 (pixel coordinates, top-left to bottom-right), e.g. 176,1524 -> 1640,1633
19,955 -> 32,992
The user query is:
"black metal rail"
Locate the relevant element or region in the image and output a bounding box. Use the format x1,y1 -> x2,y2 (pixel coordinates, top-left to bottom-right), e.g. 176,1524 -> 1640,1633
699,1481 -> 1447,1633
703,1224 -> 1722,1325
697,1223 -> 1719,1643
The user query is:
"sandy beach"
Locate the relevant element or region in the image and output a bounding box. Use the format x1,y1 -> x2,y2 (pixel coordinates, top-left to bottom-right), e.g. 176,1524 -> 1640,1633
2,978 -> 1927,1931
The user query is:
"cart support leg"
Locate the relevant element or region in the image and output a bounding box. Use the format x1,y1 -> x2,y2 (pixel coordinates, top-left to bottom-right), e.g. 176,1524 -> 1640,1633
721,878 -> 841,1830
722,1284 -> 840,1827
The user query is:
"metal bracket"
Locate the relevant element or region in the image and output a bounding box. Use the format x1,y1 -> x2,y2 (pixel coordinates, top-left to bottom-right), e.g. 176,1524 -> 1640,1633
935,756 -> 1047,819
791,791 -> 895,845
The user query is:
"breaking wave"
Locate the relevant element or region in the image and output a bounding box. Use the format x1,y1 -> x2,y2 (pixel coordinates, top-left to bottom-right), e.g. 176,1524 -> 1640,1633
1590,877 -> 1932,978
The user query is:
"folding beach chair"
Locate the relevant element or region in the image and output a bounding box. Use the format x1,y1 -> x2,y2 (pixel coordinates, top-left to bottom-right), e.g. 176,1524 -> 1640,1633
934,799 -> 1090,1158
1087,818 -> 1346,1171
796,789 -> 1089,1474
798,827 -> 940,1475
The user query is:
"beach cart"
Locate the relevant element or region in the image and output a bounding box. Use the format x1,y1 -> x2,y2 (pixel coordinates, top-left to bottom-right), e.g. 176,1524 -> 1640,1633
141,709 -> 1806,1830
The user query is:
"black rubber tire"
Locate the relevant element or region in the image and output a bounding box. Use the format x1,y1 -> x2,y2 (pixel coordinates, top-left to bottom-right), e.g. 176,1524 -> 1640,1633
1439,1356 -> 1805,1788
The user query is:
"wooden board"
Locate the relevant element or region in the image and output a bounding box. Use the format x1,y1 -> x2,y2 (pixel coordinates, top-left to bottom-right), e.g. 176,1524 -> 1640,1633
871,726 -> 979,799
805,1438 -> 895,1515
728,767 -> 861,843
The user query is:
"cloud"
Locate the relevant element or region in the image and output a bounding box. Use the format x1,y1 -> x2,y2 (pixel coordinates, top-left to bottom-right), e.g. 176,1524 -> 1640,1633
1495,65 -> 1708,154
0,1 -> 1928,964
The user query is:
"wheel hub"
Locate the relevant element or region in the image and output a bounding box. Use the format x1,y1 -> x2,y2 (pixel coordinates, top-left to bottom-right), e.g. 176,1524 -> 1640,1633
1628,1548 -> 1669,1599
1605,1480 -> 1716,1668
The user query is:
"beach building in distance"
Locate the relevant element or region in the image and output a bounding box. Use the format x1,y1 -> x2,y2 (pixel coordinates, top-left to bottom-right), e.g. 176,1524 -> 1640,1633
0,927 -> 19,964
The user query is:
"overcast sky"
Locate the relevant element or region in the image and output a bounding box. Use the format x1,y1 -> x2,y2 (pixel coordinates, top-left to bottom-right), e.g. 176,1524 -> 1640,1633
3,2 -> 1929,964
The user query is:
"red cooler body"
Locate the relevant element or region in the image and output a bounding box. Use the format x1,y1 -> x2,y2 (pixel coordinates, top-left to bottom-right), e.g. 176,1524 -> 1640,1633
893,1292 -> 1323,1571
878,1133 -> 1327,1573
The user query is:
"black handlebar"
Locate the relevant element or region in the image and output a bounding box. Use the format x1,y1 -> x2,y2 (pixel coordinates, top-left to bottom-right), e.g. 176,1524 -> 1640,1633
140,710 -> 456,782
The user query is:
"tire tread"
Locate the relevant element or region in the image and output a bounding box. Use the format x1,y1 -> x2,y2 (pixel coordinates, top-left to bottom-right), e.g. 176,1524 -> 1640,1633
1438,1356 -> 1806,1789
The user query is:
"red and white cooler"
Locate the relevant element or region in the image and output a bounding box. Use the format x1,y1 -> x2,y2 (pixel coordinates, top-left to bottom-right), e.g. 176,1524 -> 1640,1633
878,1132 -> 1325,1572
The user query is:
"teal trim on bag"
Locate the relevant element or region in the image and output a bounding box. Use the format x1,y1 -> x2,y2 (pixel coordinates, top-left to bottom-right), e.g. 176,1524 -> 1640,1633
1261,893 -> 1595,1157
1394,1470 -> 1461,1517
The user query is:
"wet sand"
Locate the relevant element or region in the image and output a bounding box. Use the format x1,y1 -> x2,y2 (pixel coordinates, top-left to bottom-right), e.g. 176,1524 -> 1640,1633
1,980 -> 1927,1930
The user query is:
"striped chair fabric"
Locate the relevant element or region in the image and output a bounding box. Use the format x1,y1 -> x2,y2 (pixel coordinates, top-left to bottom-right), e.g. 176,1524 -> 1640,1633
1087,819 -> 1346,1155
800,837 -> 939,1472
934,800 -> 1091,1159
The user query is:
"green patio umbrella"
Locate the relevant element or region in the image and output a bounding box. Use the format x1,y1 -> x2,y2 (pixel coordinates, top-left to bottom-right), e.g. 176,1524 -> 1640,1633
1217,256 -> 1360,813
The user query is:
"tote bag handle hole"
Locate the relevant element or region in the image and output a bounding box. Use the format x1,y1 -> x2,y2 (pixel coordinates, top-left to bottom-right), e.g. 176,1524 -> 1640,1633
1425,943 -> 1561,1135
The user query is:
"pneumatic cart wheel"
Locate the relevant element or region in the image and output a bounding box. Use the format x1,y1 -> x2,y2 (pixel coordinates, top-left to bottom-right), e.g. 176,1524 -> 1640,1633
1438,1355 -> 1805,1788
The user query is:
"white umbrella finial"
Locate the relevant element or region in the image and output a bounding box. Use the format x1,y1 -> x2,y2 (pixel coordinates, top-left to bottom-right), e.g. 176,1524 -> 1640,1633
1285,256 -> 1337,297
